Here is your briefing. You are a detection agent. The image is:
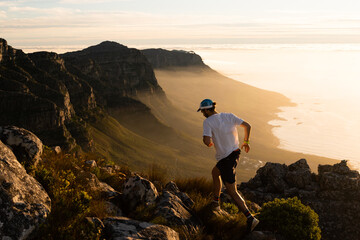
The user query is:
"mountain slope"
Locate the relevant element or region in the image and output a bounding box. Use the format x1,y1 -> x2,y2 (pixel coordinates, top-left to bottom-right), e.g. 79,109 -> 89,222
141,49 -> 340,176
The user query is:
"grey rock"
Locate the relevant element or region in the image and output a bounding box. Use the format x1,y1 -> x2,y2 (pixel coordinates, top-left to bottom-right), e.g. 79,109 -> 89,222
85,160 -> 97,168
103,217 -> 179,240
285,159 -> 312,189
253,162 -> 289,193
76,171 -> 120,198
122,175 -> 159,211
0,140 -> 51,240
0,126 -> 43,170
104,201 -> 123,217
155,181 -> 201,234
52,146 -> 62,154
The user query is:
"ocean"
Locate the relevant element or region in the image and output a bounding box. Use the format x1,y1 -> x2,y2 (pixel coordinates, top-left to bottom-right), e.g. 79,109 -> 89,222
190,44 -> 360,170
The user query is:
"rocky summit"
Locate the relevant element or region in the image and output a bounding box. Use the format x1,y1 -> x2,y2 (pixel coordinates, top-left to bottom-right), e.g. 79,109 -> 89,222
239,159 -> 360,240
141,48 -> 208,69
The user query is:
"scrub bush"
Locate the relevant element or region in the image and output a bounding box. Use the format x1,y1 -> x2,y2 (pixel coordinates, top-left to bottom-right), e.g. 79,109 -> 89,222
258,197 -> 321,240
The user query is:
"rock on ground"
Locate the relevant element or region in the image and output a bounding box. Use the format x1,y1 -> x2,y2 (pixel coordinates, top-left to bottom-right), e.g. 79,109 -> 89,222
0,140 -> 51,240
122,174 -> 159,211
155,181 -> 201,234
103,217 -> 180,240
0,126 -> 43,170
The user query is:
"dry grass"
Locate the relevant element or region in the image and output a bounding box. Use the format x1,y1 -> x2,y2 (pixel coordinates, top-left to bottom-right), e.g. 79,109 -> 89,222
29,147 -> 128,240
174,177 -> 248,240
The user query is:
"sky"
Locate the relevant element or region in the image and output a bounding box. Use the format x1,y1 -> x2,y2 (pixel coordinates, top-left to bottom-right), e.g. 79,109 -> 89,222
1,0 -> 360,52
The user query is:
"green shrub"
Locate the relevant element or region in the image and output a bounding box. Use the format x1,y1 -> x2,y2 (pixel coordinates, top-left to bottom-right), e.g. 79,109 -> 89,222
258,197 -> 321,240
221,202 -> 239,215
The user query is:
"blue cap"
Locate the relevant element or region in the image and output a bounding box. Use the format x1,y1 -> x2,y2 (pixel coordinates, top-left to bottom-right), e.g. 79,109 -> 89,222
197,99 -> 214,112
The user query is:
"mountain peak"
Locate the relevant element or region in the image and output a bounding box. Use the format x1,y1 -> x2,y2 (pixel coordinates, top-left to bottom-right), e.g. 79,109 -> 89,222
84,41 -> 128,53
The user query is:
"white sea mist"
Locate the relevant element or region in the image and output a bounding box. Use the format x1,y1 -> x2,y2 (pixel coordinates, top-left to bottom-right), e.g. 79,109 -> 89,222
193,44 -> 360,170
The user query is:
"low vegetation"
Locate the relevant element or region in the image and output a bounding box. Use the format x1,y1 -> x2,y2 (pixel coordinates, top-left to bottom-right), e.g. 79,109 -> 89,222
28,148 -> 321,240
29,147 -> 129,240
258,197 -> 321,240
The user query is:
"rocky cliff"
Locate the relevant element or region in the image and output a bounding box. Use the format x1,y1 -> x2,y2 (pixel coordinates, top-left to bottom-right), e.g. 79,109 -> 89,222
61,41 -> 165,106
239,159 -> 360,240
0,39 -> 166,151
141,48 -> 209,69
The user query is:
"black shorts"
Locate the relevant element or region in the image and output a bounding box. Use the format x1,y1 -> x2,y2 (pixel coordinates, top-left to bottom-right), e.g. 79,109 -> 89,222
216,149 -> 240,184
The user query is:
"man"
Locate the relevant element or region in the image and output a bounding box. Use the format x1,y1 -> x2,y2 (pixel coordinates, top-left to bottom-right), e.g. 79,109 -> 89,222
197,98 -> 259,233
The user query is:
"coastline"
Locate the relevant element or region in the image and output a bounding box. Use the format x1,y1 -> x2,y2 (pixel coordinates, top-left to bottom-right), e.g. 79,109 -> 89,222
152,66 -> 340,179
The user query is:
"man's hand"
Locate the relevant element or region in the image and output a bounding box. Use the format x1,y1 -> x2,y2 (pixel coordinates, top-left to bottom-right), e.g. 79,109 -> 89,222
241,142 -> 250,153
203,136 -> 213,147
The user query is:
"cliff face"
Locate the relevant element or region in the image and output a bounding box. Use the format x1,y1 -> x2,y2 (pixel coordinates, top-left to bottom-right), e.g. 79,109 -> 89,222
0,39 -> 165,150
0,39 -> 77,148
61,41 -> 164,107
141,49 -> 208,69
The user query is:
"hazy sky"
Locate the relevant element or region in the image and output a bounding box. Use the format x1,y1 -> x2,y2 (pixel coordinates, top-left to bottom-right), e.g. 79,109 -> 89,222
1,0 -> 360,51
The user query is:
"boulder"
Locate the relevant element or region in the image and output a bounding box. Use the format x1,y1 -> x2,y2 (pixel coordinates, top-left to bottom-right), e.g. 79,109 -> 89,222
104,201 -> 123,217
0,140 -> 51,239
52,146 -> 62,154
155,181 -> 201,234
0,126 -> 43,170
76,171 -> 120,198
85,160 -> 97,169
122,175 -> 159,211
103,217 -> 179,240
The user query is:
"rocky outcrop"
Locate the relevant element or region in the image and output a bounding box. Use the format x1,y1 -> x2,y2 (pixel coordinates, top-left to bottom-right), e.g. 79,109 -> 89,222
155,182 -> 201,234
103,217 -> 180,240
142,48 -> 208,69
240,159 -> 360,240
0,140 -> 51,239
0,126 -> 43,170
122,175 -> 159,211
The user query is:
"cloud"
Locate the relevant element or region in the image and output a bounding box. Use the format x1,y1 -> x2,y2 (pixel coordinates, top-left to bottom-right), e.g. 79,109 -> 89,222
0,10 -> 6,18
0,1 -> 18,7
2,4 -> 360,49
59,0 -> 130,3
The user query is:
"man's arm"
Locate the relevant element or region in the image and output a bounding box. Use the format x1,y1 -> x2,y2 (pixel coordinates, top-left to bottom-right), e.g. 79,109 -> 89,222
240,121 -> 251,153
203,136 -> 213,147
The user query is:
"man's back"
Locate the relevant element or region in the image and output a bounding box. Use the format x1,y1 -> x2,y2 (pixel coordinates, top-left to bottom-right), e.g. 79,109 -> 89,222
203,113 -> 244,160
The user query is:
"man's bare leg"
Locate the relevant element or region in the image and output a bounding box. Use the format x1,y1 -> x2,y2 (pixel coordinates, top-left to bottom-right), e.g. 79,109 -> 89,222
211,166 -> 222,210
212,166 -> 222,198
223,181 -> 248,213
224,181 -> 259,232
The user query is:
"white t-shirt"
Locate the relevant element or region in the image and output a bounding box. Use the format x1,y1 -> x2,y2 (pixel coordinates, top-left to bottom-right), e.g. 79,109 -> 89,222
203,113 -> 244,161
